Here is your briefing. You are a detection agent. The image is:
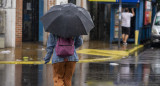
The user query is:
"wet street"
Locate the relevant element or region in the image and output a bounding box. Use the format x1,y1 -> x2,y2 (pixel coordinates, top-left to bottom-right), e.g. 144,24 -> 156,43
0,42 -> 160,86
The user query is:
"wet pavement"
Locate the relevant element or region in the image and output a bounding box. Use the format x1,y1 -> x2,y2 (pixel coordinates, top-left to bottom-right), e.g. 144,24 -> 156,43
1,59 -> 160,86
2,41 -> 160,86
0,41 -> 141,63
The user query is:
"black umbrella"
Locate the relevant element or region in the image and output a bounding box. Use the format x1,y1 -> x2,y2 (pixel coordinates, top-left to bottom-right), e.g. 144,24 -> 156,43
40,3 -> 94,38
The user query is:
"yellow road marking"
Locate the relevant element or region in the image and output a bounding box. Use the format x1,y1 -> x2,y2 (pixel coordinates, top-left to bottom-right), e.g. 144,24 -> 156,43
77,45 -> 143,57
0,56 -> 122,64
0,61 -> 45,64
0,45 -> 144,64
77,49 -> 129,57
128,45 -> 144,54
78,56 -> 122,63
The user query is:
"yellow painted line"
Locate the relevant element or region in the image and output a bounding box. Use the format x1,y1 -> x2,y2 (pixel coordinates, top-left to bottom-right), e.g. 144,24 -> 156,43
89,0 -> 116,2
0,61 -> 45,64
77,51 -> 117,57
77,49 -> 129,57
78,49 -> 128,55
0,56 -> 122,64
0,45 -> 144,64
78,56 -> 122,63
77,45 -> 143,57
128,45 -> 144,54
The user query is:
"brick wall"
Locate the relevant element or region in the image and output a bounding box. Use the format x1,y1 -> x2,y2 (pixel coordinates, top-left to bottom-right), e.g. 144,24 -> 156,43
15,0 -> 56,47
15,0 -> 23,47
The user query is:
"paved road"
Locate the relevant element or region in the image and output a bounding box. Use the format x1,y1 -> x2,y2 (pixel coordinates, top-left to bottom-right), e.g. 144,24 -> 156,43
1,43 -> 160,86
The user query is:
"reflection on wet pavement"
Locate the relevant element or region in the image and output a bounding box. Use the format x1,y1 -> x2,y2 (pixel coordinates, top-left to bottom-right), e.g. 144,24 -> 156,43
0,42 -> 46,62
0,41 -> 141,63
1,62 -> 160,86
80,41 -> 135,50
1,42 -> 159,86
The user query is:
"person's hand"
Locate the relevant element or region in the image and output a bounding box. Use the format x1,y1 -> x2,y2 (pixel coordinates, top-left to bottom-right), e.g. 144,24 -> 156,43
131,8 -> 135,16
131,8 -> 134,11
44,58 -> 50,64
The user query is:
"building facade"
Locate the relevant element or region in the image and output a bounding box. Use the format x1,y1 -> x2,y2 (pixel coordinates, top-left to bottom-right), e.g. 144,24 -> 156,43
1,0 -> 88,48
2,0 -> 157,48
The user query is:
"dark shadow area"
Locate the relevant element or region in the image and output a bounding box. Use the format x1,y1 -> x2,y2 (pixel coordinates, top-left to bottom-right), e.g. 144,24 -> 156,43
22,0 -> 39,42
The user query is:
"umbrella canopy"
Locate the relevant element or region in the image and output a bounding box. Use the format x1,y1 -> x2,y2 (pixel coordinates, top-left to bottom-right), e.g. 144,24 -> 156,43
40,3 -> 94,38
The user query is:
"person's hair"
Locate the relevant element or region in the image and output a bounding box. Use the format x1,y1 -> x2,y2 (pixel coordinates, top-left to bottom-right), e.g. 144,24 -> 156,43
125,8 -> 129,12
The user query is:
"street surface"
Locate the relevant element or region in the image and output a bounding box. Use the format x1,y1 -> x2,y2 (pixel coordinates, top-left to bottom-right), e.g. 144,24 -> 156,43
0,42 -> 160,86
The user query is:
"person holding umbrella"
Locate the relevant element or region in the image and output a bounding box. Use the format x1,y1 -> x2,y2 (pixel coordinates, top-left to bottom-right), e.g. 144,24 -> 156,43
44,34 -> 83,86
41,3 -> 94,86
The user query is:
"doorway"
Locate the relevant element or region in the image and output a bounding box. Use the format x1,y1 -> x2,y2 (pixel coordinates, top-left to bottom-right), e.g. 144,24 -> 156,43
22,0 -> 39,42
88,2 -> 111,41
109,4 -> 137,43
129,8 -> 136,39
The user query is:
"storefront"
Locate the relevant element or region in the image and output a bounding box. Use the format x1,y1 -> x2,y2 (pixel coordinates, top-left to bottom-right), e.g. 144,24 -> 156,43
22,0 -> 75,42
88,0 -> 157,44
110,0 -> 140,43
22,0 -> 44,42
3,0 -> 156,47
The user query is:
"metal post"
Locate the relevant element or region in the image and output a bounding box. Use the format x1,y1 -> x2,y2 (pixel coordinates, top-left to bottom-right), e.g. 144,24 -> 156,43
118,0 -> 122,49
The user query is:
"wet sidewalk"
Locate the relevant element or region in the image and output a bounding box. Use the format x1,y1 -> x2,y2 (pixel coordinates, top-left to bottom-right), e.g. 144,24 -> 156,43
0,41 -> 143,64
0,41 -> 148,86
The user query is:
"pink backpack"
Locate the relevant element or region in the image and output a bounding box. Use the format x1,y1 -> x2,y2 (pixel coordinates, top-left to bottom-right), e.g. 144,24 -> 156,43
55,37 -> 74,57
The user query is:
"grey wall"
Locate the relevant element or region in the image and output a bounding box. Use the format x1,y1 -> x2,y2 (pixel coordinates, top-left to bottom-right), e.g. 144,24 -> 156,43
0,0 -> 16,47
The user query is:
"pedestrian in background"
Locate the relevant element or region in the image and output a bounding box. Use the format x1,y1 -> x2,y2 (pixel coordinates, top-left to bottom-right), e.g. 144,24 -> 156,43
44,33 -> 83,86
121,8 -> 135,45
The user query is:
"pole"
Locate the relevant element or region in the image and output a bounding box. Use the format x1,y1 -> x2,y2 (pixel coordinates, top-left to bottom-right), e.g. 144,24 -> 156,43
118,0 -> 122,49
135,30 -> 139,45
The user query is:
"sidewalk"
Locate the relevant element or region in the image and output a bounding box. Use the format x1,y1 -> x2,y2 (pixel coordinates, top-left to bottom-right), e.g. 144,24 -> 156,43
0,41 -> 144,64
